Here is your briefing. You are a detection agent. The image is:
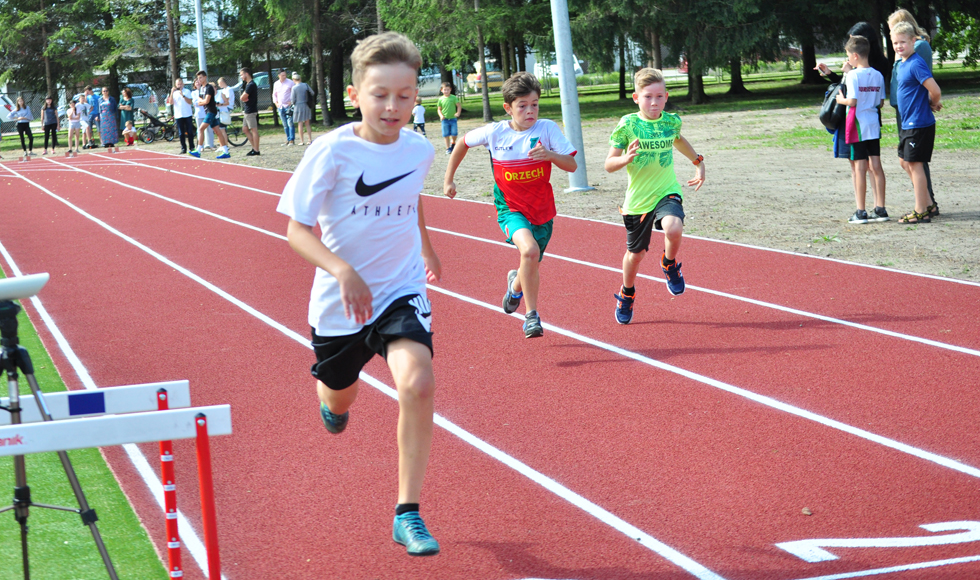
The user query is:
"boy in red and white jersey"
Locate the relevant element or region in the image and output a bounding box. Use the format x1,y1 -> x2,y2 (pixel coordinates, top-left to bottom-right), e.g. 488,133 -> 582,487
444,72 -> 577,338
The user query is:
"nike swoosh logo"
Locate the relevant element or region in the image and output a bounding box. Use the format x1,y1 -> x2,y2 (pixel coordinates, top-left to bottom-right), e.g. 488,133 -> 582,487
355,170 -> 416,197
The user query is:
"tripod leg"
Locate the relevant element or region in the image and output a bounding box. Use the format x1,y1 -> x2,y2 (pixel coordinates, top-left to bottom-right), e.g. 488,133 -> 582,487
25,374 -> 119,580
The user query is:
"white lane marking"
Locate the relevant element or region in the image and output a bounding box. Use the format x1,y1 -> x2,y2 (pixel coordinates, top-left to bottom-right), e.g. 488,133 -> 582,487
789,554 -> 980,580
16,165 -> 980,479
40,157 -> 286,241
10,165 -> 724,580
144,148 -> 295,174
777,521 -> 980,562
0,238 -> 226,579
423,194 -> 980,289
425,226 -> 980,358
425,283 -> 980,480
89,153 -> 282,197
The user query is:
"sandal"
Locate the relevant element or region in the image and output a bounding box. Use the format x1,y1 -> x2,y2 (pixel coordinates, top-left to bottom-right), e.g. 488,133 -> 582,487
926,202 -> 940,217
899,210 -> 931,224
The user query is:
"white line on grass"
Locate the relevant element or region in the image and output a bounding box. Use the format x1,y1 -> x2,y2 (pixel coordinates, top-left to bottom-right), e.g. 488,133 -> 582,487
10,165 -> 726,579
89,153 -> 282,197
424,226 -> 980,358
0,237 -> 227,580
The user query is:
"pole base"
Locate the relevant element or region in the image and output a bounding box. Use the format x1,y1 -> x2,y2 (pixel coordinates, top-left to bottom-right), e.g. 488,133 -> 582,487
563,186 -> 595,193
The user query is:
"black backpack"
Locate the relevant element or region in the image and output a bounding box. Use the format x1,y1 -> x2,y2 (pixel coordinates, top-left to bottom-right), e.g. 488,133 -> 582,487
819,82 -> 847,130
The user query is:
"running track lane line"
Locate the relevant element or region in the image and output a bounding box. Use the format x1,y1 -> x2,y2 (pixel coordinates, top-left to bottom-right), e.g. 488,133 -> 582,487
789,553 -> 980,580
88,153 -> 282,197
9,161 -> 726,580
36,155 -> 980,360
24,164 -> 980,479
422,284 -> 980,480
425,227 -> 980,359
0,238 -> 228,580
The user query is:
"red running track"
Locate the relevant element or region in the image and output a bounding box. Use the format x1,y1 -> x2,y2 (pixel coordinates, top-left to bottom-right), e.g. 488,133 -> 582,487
2,150 -> 980,580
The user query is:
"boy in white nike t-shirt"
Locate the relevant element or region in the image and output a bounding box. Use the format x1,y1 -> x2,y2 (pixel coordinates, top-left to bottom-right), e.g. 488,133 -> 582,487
836,35 -> 887,224
277,32 -> 443,557
443,72 -> 577,338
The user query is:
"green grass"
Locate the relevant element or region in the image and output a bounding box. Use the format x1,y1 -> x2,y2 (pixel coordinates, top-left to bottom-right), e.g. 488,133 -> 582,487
0,274 -> 167,579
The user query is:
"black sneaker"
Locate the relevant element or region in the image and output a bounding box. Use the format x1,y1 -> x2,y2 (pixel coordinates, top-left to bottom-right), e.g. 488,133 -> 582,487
180,148 -> 187,154
869,207 -> 889,222
502,270 -> 521,314
848,209 -> 870,224
523,310 -> 543,338
245,149 -> 256,156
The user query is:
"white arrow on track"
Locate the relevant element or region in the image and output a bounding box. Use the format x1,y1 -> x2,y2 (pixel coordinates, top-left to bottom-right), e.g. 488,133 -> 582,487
777,521 -> 980,563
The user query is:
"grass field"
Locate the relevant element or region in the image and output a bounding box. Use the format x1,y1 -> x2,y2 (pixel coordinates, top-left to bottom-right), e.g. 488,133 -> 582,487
0,272 -> 167,580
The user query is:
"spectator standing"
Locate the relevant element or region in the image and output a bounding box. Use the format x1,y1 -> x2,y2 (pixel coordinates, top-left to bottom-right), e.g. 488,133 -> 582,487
167,78 -> 196,154
272,69 -> 295,145
888,8 -> 938,216
194,79 -> 215,150
239,67 -> 261,156
93,87 -> 119,148
12,96 -> 34,156
290,72 -> 314,145
77,87 -> 93,149
412,97 -> 426,135
119,88 -> 136,133
41,96 -> 59,155
217,77 -> 234,128
67,100 -> 82,154
87,88 -> 101,148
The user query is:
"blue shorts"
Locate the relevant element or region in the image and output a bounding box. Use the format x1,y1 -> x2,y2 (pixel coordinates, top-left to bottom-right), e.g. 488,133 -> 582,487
441,118 -> 458,138
202,112 -> 224,129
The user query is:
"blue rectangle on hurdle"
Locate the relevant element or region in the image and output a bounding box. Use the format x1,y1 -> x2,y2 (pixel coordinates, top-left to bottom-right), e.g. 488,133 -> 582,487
68,392 -> 106,416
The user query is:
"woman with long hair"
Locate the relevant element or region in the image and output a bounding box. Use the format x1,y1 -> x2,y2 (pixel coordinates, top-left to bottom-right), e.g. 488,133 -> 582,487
12,96 -> 34,156
41,95 -> 59,155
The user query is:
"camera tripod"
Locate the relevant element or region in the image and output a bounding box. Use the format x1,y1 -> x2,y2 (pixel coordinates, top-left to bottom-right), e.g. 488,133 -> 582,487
0,298 -> 118,580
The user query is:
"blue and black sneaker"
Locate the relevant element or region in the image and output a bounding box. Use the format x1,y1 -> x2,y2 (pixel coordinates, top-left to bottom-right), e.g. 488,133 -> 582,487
614,291 -> 634,325
393,512 -> 440,556
189,148 -> 202,158
523,310 -> 544,338
661,256 -> 685,296
319,402 -> 349,434
502,270 -> 522,314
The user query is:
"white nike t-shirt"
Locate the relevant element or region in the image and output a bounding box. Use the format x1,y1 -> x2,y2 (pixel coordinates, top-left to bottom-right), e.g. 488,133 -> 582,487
277,124 -> 435,336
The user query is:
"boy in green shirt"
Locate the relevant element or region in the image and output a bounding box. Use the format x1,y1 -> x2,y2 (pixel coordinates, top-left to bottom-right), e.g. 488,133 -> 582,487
605,68 -> 706,324
437,82 -> 461,154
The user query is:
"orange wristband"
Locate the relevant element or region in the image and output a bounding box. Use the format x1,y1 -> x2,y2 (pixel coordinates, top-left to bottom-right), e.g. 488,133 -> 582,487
693,154 -> 704,166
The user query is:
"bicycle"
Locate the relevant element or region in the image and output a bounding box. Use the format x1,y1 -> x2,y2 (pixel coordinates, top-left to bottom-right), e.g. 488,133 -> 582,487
223,115 -> 249,148
137,109 -> 176,144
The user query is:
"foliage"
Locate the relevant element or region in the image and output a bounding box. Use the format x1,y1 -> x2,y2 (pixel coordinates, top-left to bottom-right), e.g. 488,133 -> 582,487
933,11 -> 980,68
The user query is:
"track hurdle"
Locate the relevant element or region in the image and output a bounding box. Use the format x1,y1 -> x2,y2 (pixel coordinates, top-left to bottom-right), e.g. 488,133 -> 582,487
0,380 -> 230,579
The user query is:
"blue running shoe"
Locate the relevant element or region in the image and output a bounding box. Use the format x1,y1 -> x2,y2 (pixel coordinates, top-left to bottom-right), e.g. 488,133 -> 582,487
319,402 -> 349,434
614,291 -> 634,324
189,149 -> 201,158
523,310 -> 543,338
502,269 -> 522,314
216,151 -> 230,159
393,512 -> 440,556
661,256 -> 685,296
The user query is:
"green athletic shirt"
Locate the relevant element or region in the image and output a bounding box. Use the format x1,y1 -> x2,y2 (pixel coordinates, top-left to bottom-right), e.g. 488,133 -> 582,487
438,94 -> 459,119
608,111 -> 683,215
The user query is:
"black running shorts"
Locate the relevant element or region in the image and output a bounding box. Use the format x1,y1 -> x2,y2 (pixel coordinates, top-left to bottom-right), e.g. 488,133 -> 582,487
849,139 -> 880,161
623,195 -> 685,254
311,294 -> 433,391
898,124 -> 935,163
